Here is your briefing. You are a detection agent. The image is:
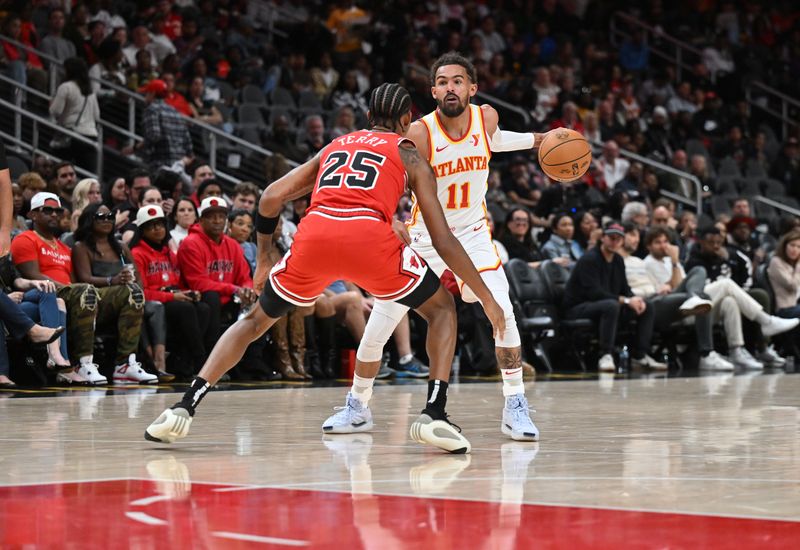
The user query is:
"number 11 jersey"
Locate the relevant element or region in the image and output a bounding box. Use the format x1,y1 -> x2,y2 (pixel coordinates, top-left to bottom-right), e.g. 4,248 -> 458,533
407,104 -> 492,233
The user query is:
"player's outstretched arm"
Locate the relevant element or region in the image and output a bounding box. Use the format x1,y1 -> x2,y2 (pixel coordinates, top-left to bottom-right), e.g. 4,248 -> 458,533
402,143 -> 506,338
481,105 -> 549,152
253,155 -> 321,293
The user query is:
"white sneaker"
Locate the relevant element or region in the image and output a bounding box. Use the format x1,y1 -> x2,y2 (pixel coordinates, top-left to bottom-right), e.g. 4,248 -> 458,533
598,353 -> 616,372
322,392 -> 374,433
410,413 -> 471,454
501,394 -> 539,441
729,347 -> 764,369
757,345 -> 787,367
145,407 -> 193,443
76,363 -> 107,385
761,316 -> 800,338
114,359 -> 158,384
699,351 -> 734,371
679,295 -> 713,316
631,354 -> 668,369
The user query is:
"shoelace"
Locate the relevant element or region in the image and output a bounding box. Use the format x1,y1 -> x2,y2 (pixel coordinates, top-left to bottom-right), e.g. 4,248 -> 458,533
443,414 -> 463,433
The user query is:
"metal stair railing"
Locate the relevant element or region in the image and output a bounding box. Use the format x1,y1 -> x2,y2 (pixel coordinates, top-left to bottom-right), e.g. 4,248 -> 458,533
745,81 -> 800,141
0,96 -> 101,180
0,33 -> 297,186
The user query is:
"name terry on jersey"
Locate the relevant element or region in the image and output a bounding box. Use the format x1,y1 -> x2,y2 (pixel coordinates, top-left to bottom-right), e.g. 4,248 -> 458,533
431,156 -> 488,178
333,134 -> 388,147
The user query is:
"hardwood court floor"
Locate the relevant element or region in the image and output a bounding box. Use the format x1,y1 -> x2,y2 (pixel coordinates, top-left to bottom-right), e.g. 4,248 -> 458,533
1,373 -> 799,548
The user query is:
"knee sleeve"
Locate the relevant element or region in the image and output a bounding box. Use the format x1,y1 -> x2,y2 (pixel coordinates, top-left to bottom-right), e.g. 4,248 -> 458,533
356,300 -> 409,362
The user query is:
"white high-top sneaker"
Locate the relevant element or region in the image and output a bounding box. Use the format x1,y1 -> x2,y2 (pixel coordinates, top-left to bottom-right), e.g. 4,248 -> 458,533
114,355 -> 158,384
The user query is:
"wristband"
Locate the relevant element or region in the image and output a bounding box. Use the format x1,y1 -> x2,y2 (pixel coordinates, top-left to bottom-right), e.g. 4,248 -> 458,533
256,212 -> 280,235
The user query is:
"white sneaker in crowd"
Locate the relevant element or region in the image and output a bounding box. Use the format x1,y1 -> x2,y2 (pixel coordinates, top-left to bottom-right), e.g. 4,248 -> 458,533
761,316 -> 799,338
699,351 -> 734,371
114,357 -> 158,384
679,295 -> 713,316
631,354 -> 668,369
757,345 -> 787,367
729,347 -> 764,369
598,353 -> 616,372
77,363 -> 108,385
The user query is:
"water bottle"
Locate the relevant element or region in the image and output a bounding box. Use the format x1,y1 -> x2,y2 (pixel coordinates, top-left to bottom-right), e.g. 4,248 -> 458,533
618,345 -> 629,370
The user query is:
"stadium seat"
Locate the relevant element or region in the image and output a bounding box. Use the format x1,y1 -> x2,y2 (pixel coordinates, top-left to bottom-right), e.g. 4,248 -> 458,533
717,156 -> 741,178
504,259 -> 556,371
241,84 -> 266,105
7,155 -> 28,179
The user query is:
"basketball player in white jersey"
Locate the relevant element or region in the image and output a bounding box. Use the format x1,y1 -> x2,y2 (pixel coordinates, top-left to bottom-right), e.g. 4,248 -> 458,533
323,52 -> 557,442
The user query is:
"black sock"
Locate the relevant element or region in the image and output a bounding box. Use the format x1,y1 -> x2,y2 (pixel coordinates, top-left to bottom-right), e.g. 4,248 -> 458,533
173,376 -> 210,416
423,379 -> 448,420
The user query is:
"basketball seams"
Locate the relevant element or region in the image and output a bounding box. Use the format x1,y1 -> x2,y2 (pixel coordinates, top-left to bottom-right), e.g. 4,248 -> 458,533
539,138 -> 591,166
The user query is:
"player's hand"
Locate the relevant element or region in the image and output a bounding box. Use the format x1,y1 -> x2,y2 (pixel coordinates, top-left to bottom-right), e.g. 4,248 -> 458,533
392,218 -> 411,245
482,297 -> 506,340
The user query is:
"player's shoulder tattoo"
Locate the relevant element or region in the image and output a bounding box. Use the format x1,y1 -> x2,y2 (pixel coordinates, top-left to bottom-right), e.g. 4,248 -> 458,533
399,142 -> 423,166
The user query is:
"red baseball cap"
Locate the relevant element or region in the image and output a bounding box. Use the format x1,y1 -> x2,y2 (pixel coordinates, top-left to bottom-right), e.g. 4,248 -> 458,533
138,79 -> 168,98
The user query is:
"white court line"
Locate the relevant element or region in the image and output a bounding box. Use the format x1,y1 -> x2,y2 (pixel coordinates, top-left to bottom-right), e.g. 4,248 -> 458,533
212,531 -> 309,546
125,511 -> 167,526
130,495 -> 173,506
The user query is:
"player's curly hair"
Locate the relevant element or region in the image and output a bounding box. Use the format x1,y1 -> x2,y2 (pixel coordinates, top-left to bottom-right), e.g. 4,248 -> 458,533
430,52 -> 477,85
367,83 -> 412,131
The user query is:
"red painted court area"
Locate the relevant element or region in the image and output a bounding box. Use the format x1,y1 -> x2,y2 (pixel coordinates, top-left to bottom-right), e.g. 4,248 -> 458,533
0,479 -> 798,549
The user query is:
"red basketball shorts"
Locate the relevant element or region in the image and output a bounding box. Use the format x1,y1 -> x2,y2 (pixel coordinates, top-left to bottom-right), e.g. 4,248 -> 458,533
269,213 -> 429,307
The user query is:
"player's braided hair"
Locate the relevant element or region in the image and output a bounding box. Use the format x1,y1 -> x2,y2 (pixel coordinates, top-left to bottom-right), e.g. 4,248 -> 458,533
430,52 -> 477,85
368,83 -> 412,131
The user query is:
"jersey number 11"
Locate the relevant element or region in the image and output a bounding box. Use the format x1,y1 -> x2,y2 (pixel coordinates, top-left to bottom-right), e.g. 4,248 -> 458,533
445,182 -> 470,209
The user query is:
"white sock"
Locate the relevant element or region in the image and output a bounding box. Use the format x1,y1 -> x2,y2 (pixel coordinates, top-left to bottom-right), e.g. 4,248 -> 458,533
501,367 -> 524,397
79,355 -> 93,367
351,373 -> 375,405
398,354 -> 413,365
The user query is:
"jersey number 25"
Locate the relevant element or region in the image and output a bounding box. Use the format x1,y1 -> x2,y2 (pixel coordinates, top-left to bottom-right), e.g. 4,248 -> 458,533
318,151 -> 386,190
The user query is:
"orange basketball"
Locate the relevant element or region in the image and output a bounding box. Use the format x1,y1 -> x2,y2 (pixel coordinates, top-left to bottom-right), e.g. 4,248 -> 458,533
537,129 -> 592,182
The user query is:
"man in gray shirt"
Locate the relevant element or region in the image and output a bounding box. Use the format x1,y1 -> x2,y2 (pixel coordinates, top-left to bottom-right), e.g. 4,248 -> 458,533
39,8 -> 76,75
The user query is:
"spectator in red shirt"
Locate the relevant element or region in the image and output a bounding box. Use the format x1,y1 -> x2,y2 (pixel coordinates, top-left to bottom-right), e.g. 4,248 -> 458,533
177,196 -> 255,352
162,72 -> 192,116
131,205 -> 212,380
10,192 -> 105,384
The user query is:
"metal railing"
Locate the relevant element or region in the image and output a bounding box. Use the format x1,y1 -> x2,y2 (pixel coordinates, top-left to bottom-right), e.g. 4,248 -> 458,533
590,140 -> 703,213
753,195 -> 800,218
745,81 -> 800,141
610,11 -> 708,83
0,33 -> 297,186
0,96 -> 101,180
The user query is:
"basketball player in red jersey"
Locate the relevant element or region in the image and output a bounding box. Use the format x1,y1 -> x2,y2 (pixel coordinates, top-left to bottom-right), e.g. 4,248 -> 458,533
324,53 -> 555,443
145,83 -> 505,454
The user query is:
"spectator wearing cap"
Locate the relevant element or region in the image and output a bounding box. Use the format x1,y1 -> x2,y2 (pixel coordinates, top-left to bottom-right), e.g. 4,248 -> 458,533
71,202 -> 155,384
131,205 -> 211,381
177,197 -> 255,353
771,137 -> 800,198
136,79 -> 193,172
10,193 -> 107,384
562,222 -> 665,371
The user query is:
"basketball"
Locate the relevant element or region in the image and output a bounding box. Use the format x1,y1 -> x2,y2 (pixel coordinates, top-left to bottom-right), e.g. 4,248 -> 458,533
537,129 -> 592,182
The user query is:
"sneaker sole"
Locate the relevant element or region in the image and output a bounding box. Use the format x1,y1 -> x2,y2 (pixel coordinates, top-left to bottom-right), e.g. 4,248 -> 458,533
410,415 -> 470,454
680,303 -> 712,316
145,410 -> 192,443
321,419 -> 374,434
113,377 -> 158,385
375,370 -> 395,380
501,422 -> 539,442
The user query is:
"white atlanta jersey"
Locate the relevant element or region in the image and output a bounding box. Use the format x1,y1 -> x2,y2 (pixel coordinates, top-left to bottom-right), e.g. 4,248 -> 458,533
407,103 -> 492,233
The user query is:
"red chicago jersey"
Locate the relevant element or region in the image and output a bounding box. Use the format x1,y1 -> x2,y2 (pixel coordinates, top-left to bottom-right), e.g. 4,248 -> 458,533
309,130 -> 409,222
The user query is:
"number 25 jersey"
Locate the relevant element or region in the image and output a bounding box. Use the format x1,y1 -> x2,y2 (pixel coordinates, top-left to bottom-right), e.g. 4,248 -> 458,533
310,130 -> 409,223
407,104 -> 492,233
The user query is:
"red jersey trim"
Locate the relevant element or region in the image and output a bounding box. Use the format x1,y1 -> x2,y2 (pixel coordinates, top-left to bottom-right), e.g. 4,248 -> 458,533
434,105 -> 473,144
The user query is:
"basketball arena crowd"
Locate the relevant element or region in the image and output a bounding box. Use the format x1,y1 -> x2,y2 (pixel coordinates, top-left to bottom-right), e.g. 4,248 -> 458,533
1,0 -> 799,387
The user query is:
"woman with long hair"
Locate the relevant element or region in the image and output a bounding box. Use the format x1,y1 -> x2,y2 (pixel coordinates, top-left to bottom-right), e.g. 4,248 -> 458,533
169,197 -> 197,250
573,210 -> 602,255
130,205 -> 211,380
70,178 -> 102,231
72,202 -> 155,384
497,207 -> 543,267
49,57 -> 100,172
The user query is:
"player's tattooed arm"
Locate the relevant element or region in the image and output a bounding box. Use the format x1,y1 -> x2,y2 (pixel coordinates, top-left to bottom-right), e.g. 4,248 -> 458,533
496,347 -> 521,370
